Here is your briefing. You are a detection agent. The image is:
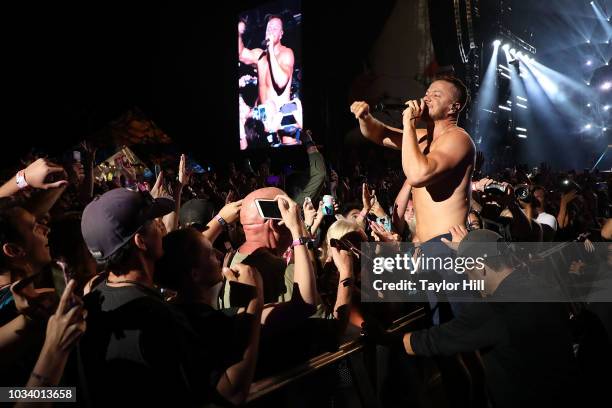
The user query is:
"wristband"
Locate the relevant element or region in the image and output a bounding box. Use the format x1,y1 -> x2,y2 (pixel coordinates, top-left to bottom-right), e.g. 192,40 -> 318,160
291,237 -> 313,249
215,215 -> 228,228
16,169 -> 29,189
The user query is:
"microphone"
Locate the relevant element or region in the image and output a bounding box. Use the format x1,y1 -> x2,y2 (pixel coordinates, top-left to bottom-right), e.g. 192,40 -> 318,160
373,102 -> 407,112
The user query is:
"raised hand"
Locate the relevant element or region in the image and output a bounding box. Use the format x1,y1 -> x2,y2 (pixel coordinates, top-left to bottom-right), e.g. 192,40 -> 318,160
23,158 -> 68,190
218,199 -> 243,224
178,154 -> 192,187
275,195 -> 304,236
350,101 -> 371,120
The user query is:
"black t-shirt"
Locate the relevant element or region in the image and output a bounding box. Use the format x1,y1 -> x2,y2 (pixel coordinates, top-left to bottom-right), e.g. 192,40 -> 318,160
410,272 -> 578,408
78,282 -> 224,407
176,302 -> 248,374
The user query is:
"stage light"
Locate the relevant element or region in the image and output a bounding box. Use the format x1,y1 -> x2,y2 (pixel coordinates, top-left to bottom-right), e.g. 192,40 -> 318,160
586,60 -> 593,66
499,105 -> 512,111
516,103 -> 528,109
604,128 -> 608,131
517,134 -> 527,139
516,127 -> 527,132
590,1 -> 594,4
510,48 -> 516,55
586,81 -> 591,86
604,105 -> 610,111
500,72 -> 511,80
498,64 -> 511,72
517,96 -> 528,102
516,51 -> 523,58
586,39 -> 591,44
602,82 -> 611,91
502,43 -> 510,51
493,39 -> 501,47
585,124 -> 592,129
587,103 -> 592,107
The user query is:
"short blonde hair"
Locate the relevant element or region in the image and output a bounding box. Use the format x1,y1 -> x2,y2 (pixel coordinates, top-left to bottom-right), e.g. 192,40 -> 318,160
320,219 -> 365,262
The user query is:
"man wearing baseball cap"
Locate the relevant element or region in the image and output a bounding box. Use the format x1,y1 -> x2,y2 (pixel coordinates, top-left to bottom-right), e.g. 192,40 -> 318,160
77,188 -> 229,406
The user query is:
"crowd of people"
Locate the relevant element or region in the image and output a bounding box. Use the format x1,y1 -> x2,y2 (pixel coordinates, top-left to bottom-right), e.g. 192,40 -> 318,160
1,79 -> 611,408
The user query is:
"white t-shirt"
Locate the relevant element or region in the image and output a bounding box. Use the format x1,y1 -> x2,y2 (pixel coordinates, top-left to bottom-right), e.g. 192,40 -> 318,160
536,212 -> 558,231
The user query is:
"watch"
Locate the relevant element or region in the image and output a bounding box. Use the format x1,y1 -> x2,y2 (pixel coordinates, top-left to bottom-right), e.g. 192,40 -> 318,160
291,237 -> 313,249
215,215 -> 228,228
16,170 -> 28,189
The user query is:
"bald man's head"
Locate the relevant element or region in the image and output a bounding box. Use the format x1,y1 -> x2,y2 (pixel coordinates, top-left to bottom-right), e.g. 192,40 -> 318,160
240,187 -> 286,225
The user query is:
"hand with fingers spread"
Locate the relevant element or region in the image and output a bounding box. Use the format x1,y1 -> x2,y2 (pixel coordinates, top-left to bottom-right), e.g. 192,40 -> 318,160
441,225 -> 469,251
370,221 -> 400,242
24,158 -> 69,190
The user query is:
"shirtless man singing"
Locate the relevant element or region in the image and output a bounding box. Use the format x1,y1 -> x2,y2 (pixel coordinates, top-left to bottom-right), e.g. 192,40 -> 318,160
350,77 -> 475,244
239,15 -> 301,142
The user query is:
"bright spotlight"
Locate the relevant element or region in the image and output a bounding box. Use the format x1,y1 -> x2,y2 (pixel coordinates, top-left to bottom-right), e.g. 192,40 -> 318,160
516,127 -> 527,132
586,60 -> 593,66
587,103 -> 592,107
493,39 -> 501,47
516,51 -> 523,58
586,82 -> 591,86
510,48 -> 516,55
502,43 -> 510,51
516,103 -> 528,109
499,105 -> 512,112
604,128 -> 608,131
585,124 -> 592,129
517,134 -> 528,139
604,105 -> 610,111
602,82 -> 612,91
586,39 -> 591,44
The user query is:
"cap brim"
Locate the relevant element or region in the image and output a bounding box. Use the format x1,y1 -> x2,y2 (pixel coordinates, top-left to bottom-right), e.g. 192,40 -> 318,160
144,197 -> 175,220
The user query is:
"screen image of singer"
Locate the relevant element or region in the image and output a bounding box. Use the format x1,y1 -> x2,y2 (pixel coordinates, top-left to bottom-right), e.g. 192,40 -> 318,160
237,0 -> 302,150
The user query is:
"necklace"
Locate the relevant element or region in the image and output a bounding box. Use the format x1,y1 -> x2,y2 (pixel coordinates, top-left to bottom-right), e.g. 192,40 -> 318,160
105,278 -> 161,297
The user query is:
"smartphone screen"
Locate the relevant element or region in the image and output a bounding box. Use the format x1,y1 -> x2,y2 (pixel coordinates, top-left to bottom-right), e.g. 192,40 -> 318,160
255,199 -> 282,220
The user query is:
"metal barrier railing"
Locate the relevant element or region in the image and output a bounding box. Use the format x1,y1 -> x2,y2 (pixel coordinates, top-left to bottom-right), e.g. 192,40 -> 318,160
247,307 -> 427,403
